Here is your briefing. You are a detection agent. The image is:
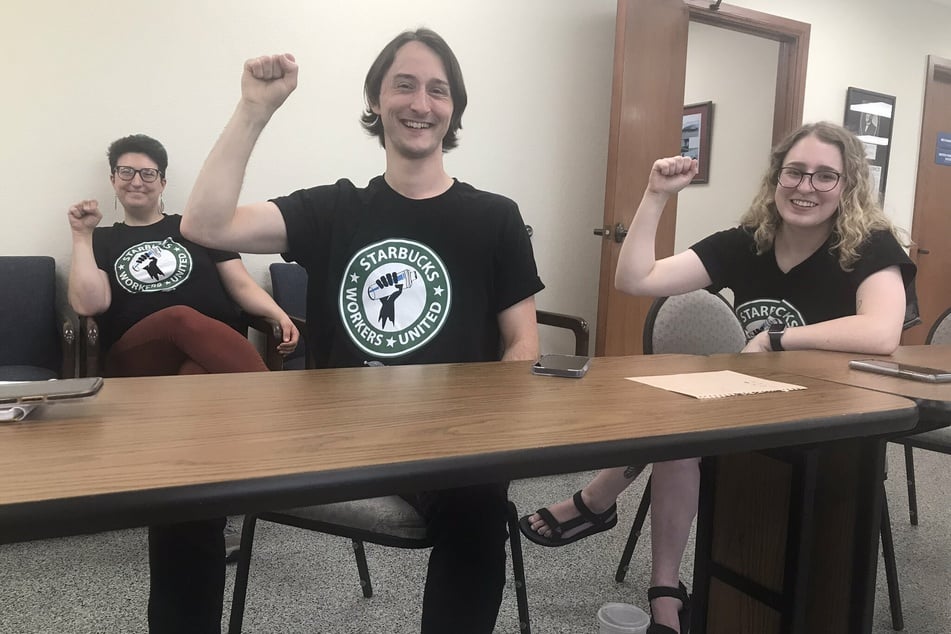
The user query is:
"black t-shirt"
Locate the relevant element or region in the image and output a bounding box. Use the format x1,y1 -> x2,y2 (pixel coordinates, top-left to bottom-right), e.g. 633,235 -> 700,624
691,227 -> 917,340
91,214 -> 241,349
274,176 -> 545,368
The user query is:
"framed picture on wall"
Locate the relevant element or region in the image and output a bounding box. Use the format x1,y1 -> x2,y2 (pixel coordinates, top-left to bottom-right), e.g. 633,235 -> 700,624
843,87 -> 896,201
681,101 -> 713,184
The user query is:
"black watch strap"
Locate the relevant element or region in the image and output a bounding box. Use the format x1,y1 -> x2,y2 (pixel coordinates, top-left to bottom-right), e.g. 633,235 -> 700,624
768,323 -> 786,351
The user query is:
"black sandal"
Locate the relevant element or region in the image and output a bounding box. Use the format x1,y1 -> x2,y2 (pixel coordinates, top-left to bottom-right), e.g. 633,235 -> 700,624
518,490 -> 618,547
646,581 -> 690,634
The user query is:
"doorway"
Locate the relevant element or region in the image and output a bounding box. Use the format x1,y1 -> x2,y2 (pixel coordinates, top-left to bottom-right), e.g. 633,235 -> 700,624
594,0 -> 809,356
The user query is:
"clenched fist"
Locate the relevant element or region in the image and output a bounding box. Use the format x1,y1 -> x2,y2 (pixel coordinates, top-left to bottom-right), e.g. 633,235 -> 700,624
67,199 -> 102,235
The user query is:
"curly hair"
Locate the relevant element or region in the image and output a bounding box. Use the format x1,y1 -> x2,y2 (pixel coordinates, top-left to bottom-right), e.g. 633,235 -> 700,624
359,28 -> 467,152
740,122 -> 900,271
107,134 -> 168,176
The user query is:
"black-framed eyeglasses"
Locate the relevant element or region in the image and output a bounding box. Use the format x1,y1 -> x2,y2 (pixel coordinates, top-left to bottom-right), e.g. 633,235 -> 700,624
777,167 -> 841,192
113,166 -> 162,183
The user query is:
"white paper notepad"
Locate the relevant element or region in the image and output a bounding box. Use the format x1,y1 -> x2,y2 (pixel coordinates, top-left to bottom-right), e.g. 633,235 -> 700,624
627,370 -> 806,400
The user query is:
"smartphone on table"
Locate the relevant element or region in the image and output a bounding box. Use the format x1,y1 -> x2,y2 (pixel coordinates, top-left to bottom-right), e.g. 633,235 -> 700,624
531,354 -> 591,378
848,359 -> 951,383
0,377 -> 104,406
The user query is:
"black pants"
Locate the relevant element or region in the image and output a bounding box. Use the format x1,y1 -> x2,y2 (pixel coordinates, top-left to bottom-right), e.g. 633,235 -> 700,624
148,517 -> 226,634
404,482 -> 510,634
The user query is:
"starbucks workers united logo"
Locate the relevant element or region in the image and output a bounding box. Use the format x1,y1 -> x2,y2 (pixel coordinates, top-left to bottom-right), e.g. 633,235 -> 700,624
115,238 -> 192,293
339,238 -> 452,358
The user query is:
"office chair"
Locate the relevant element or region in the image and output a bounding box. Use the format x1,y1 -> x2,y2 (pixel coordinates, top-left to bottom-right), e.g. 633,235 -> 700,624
229,262 -> 589,634
896,306 -> 951,526
613,289 -> 906,630
0,256 -> 78,381
615,290 -> 746,583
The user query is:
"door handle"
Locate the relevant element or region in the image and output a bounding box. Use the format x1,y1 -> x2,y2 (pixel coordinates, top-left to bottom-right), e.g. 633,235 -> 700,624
918,248 -> 930,255
593,223 -> 629,244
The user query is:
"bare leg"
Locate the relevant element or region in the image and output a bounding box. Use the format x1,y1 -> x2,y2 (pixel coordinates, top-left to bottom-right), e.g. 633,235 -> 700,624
648,458 -> 700,632
525,465 -> 644,538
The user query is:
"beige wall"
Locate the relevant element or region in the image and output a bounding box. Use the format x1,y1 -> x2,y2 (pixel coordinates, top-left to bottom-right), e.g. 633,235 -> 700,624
2,0 -> 950,350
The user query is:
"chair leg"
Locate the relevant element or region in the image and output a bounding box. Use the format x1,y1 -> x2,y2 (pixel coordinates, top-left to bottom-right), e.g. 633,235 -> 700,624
227,514 -> 259,634
507,501 -> 532,633
880,488 -> 904,631
903,445 -> 919,526
615,476 -> 652,583
351,539 -> 373,598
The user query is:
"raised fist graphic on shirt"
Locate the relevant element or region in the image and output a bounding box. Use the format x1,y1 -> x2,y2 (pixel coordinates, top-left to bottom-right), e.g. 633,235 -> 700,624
374,272 -> 404,329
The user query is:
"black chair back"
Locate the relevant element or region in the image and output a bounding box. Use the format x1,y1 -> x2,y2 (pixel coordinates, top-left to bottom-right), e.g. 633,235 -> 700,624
269,263 -> 309,370
0,256 -> 73,380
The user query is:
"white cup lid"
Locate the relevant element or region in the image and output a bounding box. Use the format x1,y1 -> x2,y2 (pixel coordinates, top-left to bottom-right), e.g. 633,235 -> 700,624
597,602 -> 650,628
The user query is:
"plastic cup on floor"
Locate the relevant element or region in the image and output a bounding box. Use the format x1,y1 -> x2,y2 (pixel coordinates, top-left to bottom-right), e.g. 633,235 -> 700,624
597,602 -> 650,634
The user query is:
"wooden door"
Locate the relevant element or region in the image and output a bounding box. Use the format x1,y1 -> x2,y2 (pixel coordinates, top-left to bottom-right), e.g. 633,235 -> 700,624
595,0 -> 809,356
904,55 -> 951,344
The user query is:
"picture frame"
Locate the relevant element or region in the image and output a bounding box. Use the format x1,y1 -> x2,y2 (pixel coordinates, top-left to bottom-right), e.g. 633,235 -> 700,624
843,87 -> 896,201
681,101 -> 713,184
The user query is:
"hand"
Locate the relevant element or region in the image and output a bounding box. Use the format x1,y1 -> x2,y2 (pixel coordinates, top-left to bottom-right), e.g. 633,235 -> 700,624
67,199 -> 102,235
646,156 -> 699,196
241,53 -> 298,118
741,331 -> 770,353
276,313 -> 300,356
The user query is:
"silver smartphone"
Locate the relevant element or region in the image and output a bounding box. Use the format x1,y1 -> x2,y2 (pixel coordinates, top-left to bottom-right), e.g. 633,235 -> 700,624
531,354 -> 591,378
0,377 -> 104,406
848,359 -> 951,384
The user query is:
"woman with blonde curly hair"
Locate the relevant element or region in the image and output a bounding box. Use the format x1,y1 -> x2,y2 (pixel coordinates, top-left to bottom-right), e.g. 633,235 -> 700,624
521,121 -> 917,633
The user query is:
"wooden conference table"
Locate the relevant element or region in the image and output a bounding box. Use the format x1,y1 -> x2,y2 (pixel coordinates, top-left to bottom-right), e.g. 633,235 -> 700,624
691,345 -> 951,634
0,353 -> 923,632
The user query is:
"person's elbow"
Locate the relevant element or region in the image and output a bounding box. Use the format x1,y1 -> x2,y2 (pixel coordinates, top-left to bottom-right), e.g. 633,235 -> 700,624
863,319 -> 903,355
68,293 -> 107,318
179,214 -> 203,243
614,269 -> 648,296
870,329 -> 902,355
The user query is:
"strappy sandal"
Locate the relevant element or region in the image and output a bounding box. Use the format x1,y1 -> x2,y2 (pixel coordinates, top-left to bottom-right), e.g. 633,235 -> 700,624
646,581 -> 691,634
518,490 -> 618,547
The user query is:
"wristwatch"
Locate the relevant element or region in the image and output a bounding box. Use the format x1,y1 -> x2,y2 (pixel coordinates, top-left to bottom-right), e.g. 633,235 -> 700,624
768,322 -> 786,351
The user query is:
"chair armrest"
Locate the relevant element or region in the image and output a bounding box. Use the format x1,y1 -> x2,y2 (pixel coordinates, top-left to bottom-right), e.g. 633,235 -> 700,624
245,313 -> 313,371
58,306 -> 79,378
537,310 -> 589,357
79,316 -> 101,378
245,314 -> 284,371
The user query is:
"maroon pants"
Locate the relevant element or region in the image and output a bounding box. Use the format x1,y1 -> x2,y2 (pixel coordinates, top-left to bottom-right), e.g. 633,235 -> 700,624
106,305 -> 267,377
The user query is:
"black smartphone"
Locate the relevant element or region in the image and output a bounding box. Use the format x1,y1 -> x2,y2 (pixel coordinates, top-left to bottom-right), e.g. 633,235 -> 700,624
531,354 -> 591,378
848,359 -> 951,384
0,377 -> 104,406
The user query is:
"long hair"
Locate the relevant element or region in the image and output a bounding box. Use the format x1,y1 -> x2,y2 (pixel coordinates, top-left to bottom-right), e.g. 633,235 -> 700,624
359,28 -> 467,152
740,122 -> 899,270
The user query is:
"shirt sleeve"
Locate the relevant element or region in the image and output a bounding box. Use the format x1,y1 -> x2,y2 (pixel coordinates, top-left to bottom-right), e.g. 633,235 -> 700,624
689,227 -> 752,292
853,230 -> 919,328
493,200 -> 545,311
272,181 -> 346,269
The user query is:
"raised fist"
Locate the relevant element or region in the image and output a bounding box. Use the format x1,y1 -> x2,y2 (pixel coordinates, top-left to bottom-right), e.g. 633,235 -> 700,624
67,199 -> 102,235
241,53 -> 299,117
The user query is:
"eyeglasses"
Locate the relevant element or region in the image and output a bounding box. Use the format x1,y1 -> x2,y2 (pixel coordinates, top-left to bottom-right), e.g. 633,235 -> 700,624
777,167 -> 841,192
113,166 -> 162,183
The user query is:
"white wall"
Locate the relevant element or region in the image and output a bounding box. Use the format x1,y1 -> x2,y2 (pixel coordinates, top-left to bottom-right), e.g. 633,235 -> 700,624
0,0 -> 618,343
2,0 -> 950,350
